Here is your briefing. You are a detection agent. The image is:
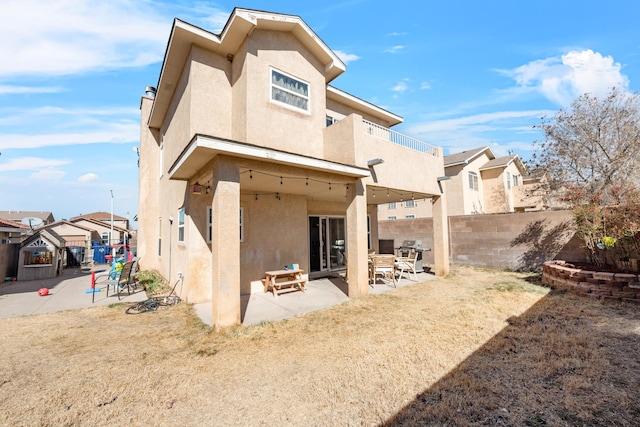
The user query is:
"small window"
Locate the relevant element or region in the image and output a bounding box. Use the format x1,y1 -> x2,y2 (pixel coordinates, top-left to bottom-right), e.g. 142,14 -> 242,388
326,115 -> 338,127
513,174 -> 520,187
468,172 -> 479,191
177,208 -> 185,243
388,216 -> 397,221
207,207 -> 212,243
24,250 -> 53,266
404,200 -> 415,208
388,202 -> 397,209
101,232 -> 110,245
506,171 -> 512,190
240,208 -> 244,242
405,215 -> 415,219
271,68 -> 309,112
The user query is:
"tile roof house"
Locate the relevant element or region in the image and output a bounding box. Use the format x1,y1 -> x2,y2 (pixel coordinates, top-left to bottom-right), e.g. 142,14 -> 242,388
70,211 -> 130,231
379,146 -> 532,220
0,218 -> 30,244
138,8 -> 451,327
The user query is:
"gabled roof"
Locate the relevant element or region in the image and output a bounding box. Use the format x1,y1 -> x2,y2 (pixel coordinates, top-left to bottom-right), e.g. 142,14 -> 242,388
70,217 -> 128,233
71,212 -> 128,222
480,155 -> 527,174
326,86 -> 403,127
444,146 -> 495,167
148,8 -> 347,129
21,228 -> 64,249
42,220 -> 96,233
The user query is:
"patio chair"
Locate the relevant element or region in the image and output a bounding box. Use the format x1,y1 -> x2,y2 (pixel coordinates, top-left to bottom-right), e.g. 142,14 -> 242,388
372,255 -> 397,287
395,251 -> 419,281
92,260 -> 136,303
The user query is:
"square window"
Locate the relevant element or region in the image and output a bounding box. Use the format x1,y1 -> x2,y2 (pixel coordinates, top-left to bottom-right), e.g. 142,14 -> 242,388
177,208 -> 185,243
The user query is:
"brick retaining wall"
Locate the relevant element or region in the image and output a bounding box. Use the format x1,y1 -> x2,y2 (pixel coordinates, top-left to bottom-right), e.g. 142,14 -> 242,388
542,260 -> 640,304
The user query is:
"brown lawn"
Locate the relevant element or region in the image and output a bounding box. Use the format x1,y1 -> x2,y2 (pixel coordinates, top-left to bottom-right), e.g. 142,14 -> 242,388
1,266 -> 639,426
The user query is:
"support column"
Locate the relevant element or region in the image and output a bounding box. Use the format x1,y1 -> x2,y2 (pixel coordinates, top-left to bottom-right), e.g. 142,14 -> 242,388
346,179 -> 369,296
210,157 -> 241,328
432,192 -> 450,276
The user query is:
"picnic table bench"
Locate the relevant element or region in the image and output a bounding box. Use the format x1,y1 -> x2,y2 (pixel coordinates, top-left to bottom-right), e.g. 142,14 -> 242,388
262,269 -> 306,297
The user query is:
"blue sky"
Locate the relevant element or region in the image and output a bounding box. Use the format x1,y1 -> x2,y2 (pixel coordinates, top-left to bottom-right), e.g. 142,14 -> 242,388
1,0 -> 639,224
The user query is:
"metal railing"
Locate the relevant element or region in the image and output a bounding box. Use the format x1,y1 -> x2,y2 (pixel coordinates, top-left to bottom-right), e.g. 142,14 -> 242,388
362,119 -> 439,156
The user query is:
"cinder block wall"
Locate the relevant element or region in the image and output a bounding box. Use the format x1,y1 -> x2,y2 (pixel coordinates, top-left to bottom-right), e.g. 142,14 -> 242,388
379,210 -> 587,271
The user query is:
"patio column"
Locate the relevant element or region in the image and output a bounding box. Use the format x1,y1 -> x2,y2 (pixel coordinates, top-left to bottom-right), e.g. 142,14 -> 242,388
346,179 -> 369,296
210,156 -> 241,328
432,193 -> 450,276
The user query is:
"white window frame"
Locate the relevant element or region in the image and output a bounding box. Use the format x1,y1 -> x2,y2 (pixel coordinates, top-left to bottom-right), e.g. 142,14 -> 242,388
404,199 -> 415,208
270,68 -> 310,113
513,174 -> 519,187
405,214 -> 416,219
469,172 -> 479,191
388,202 -> 397,209
177,207 -> 185,243
207,207 -> 212,243
388,216 -> 397,221
506,171 -> 512,190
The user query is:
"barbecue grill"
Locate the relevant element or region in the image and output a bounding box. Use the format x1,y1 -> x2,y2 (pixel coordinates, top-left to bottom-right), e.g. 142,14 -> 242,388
396,240 -> 431,273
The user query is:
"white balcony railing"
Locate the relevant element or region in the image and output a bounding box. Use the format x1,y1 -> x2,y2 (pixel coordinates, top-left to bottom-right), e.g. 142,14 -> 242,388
362,119 -> 439,156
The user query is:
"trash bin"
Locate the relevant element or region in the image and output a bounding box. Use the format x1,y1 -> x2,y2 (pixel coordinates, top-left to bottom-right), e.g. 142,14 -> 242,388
92,245 -> 108,264
66,246 -> 85,267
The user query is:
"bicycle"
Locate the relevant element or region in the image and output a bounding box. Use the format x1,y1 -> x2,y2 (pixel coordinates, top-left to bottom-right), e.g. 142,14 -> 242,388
125,275 -> 182,314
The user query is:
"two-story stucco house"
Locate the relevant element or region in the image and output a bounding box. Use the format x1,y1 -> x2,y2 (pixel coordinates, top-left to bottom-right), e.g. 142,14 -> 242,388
379,146 -> 528,220
138,8 -> 450,327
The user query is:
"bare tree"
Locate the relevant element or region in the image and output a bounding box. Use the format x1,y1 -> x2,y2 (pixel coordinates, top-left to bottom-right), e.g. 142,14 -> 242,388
532,87 -> 640,205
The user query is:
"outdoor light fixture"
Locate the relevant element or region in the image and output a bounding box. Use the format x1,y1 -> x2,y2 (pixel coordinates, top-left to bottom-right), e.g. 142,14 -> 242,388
367,158 -> 384,166
192,182 -> 203,194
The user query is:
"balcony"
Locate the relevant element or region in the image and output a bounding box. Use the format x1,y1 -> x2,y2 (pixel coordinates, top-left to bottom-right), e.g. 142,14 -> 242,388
362,119 -> 439,157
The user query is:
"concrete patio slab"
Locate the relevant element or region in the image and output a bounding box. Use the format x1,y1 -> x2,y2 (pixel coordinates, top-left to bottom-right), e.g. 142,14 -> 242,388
0,265 -> 148,319
194,271 -> 439,326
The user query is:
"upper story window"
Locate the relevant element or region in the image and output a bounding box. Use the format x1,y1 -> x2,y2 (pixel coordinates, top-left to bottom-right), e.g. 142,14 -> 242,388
468,172 -> 479,191
513,174 -> 520,187
270,68 -> 309,113
404,200 -> 415,208
388,202 -> 397,209
326,115 -> 338,127
506,171 -> 512,190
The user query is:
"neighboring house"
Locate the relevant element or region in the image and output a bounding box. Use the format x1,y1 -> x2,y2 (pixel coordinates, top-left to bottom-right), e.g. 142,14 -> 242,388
138,8 -> 450,327
379,146 -> 529,219
0,218 -> 30,244
0,211 -> 54,227
70,211 -> 130,231
69,217 -> 129,245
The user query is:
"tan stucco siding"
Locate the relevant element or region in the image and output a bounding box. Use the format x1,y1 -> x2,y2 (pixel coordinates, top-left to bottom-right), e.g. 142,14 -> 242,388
189,46 -> 233,140
162,56 -> 192,174
326,98 -> 394,128
240,193 -> 309,295
242,30 -> 325,157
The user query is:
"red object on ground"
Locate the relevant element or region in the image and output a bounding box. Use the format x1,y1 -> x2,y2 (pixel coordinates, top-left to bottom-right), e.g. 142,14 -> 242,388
38,288 -> 49,296
91,271 -> 96,289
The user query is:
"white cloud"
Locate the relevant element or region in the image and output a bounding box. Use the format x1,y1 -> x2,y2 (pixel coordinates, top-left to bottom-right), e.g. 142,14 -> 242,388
407,110 -> 551,133
501,49 -> 629,106
334,50 -> 360,64
420,82 -> 432,90
0,85 -> 64,95
0,0 -> 170,78
391,79 -> 410,94
78,173 -> 98,183
30,168 -> 67,180
0,125 -> 139,150
386,32 -> 408,37
385,45 -> 406,54
0,157 -> 70,172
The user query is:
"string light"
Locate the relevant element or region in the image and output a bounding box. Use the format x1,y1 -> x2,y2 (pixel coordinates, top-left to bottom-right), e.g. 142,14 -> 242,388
249,170 -> 253,179
280,176 -> 283,185
255,194 -> 258,200
373,189 -> 376,198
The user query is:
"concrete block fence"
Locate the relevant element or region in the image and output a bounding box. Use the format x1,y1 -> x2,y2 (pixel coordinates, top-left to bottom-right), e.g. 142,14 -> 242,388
542,260 -> 640,304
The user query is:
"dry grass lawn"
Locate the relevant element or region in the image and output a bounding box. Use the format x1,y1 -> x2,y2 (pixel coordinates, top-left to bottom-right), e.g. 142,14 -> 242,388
1,266 -> 639,426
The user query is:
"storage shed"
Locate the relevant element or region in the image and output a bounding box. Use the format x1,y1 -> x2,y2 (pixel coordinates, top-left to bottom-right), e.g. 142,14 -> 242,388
17,229 -> 64,281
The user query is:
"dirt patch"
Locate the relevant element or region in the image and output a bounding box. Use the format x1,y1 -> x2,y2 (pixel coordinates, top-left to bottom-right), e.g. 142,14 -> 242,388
1,266 -> 638,426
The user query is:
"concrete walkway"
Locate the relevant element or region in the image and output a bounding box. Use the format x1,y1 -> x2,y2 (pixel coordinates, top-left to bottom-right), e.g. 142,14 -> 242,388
194,271 -> 439,326
0,265 -> 148,319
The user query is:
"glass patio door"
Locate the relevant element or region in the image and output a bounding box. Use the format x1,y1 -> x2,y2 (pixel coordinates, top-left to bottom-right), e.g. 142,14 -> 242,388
309,216 -> 346,273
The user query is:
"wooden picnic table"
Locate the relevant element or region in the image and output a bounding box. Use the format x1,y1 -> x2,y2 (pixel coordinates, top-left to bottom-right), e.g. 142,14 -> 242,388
263,269 -> 307,297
